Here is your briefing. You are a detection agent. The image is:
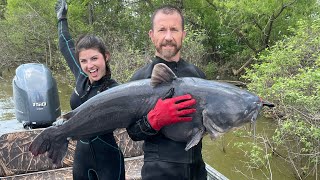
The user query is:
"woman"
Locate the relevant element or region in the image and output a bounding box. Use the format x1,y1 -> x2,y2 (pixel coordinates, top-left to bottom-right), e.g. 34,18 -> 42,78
55,0 -> 125,179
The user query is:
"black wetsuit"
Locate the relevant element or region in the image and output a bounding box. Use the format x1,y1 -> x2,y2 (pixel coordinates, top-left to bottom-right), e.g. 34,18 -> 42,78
127,56 -> 207,180
58,19 -> 125,180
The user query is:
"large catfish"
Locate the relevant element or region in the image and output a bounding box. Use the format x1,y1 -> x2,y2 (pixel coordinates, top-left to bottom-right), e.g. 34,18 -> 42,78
29,63 -> 273,165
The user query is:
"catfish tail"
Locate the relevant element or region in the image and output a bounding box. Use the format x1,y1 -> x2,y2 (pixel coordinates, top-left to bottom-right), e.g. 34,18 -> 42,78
29,126 -> 69,167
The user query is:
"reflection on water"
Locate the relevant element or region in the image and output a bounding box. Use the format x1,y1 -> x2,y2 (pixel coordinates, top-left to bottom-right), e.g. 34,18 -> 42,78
0,97 -> 15,121
0,73 -> 15,121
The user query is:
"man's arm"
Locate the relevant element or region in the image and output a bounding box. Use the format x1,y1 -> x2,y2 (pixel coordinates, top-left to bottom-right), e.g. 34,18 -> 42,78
127,93 -> 196,141
126,116 -> 157,141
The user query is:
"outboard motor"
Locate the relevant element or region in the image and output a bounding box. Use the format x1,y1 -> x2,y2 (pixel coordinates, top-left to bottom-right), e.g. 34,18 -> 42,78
12,63 -> 61,128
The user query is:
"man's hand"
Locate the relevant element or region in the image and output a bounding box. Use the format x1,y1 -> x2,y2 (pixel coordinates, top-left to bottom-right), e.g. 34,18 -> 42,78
147,94 -> 196,131
55,0 -> 68,20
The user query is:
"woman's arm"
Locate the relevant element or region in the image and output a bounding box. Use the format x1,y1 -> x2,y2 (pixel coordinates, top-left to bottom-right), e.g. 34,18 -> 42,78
58,19 -> 83,77
56,0 -> 84,78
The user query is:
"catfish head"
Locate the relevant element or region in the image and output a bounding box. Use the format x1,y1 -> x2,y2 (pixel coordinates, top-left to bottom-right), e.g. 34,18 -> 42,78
150,63 -> 275,151
202,95 -> 274,141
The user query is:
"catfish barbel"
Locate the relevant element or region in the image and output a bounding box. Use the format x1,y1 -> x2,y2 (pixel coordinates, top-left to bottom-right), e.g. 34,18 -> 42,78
29,63 -> 273,165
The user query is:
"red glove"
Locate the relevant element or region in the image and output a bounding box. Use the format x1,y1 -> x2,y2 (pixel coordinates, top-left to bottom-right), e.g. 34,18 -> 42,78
147,94 -> 196,131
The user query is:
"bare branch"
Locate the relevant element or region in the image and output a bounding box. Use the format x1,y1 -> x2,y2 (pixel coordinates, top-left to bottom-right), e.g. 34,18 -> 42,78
232,57 -> 253,76
262,0 -> 297,49
205,0 -> 218,11
234,29 -> 258,53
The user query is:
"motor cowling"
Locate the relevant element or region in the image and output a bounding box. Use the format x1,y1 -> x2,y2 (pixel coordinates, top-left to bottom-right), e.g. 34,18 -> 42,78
12,63 -> 61,128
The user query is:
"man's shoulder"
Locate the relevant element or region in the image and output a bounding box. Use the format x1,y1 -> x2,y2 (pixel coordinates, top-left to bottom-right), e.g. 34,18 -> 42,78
179,59 -> 206,79
131,63 -> 154,81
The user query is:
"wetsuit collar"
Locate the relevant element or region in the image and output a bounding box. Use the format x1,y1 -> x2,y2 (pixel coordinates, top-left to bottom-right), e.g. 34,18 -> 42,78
153,56 -> 184,69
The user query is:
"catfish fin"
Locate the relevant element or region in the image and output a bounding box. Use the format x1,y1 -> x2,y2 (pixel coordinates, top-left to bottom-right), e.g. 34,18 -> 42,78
202,109 -> 223,140
151,63 -> 177,87
185,127 -> 205,151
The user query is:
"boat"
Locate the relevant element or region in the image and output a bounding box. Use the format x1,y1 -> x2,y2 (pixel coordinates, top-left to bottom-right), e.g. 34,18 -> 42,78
0,120 -> 228,180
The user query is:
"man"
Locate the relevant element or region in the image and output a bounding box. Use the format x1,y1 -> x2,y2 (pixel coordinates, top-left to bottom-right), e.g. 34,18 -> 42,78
127,5 -> 207,180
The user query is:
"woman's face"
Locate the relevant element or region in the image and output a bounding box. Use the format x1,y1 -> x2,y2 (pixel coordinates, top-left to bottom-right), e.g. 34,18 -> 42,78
78,48 -> 109,83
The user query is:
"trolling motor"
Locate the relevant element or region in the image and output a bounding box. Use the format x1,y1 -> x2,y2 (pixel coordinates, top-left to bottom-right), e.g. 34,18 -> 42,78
12,63 -> 61,129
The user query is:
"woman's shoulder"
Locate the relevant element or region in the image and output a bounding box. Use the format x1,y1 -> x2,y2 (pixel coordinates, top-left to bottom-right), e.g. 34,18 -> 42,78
109,79 -> 119,87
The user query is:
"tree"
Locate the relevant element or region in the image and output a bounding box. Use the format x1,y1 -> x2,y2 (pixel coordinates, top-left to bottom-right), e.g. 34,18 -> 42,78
0,0 -> 7,19
188,0 -> 320,77
2,0 -> 58,67
243,18 -> 320,179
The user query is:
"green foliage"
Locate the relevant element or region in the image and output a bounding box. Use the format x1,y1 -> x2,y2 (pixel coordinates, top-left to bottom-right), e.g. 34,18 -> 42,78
182,24 -> 211,74
66,0 -> 93,34
243,18 -> 320,179
1,0 -> 58,67
0,0 -> 6,19
109,39 -> 148,83
2,0 -> 319,78
235,141 -> 271,170
206,0 -> 320,73
203,61 -> 218,80
273,120 -> 320,153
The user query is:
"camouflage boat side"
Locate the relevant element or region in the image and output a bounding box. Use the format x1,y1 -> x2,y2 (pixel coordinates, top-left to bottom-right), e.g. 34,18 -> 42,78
0,122 -> 144,179
124,156 -> 144,180
114,128 -> 143,158
0,129 -> 75,177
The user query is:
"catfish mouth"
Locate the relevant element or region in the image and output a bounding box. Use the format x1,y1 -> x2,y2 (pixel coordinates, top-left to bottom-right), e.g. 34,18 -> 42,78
235,108 -> 258,127
238,100 -> 263,126
246,101 -> 264,124
248,109 -> 259,123
203,105 -> 261,140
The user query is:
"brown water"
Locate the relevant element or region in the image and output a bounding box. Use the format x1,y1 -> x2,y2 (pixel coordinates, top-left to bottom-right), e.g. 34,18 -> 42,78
0,71 -> 299,180
202,119 -> 297,180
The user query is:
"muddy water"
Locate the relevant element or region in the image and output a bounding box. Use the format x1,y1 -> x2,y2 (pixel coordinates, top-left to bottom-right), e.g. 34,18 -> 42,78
202,119 -> 297,180
0,71 -> 297,179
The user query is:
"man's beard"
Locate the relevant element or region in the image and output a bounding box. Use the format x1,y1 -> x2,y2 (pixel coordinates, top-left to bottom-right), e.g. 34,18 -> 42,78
156,41 -> 181,60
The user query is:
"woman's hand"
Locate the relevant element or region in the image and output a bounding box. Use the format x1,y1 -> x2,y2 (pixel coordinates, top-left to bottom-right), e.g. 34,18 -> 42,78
55,0 -> 68,20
